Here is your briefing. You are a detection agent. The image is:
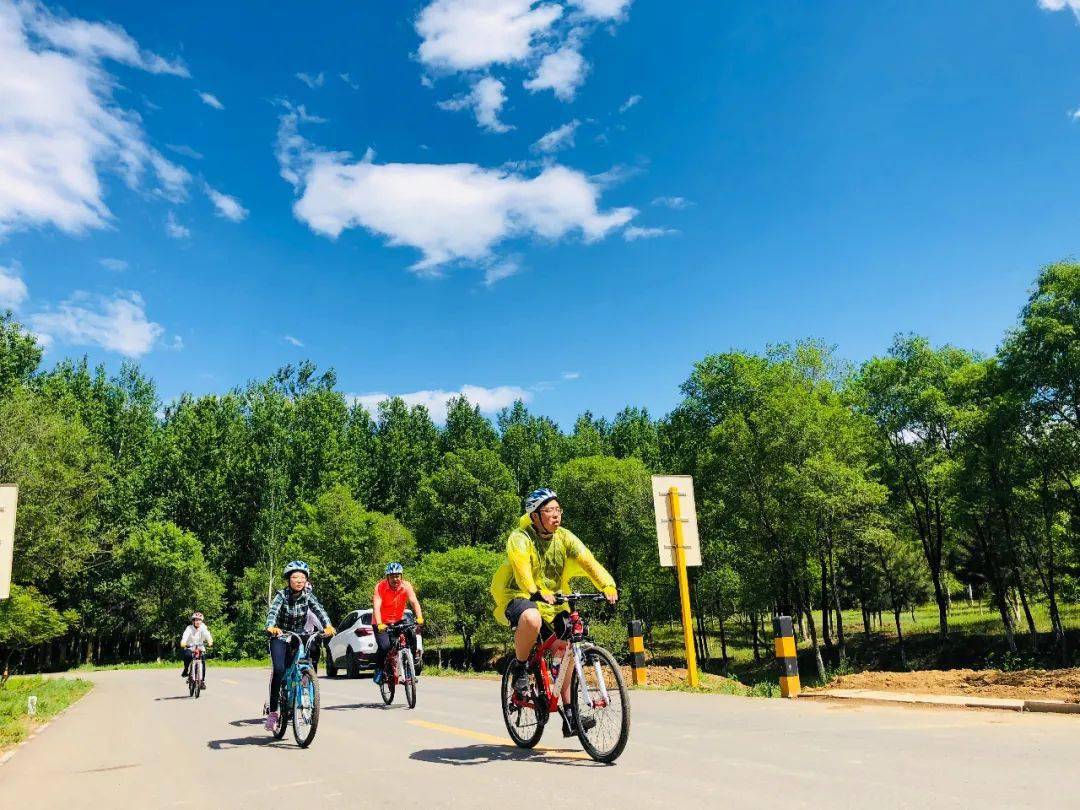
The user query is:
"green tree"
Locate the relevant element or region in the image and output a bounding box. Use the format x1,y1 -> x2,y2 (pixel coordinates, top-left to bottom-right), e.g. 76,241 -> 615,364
0,311 -> 42,396
410,449 -> 518,553
116,521 -> 224,652
442,396 -> 499,454
413,547 -> 502,664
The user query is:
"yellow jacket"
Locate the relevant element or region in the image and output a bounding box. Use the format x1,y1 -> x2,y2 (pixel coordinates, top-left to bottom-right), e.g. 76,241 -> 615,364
490,515 -> 617,626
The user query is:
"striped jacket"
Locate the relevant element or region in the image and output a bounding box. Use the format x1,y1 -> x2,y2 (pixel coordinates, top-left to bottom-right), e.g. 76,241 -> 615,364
266,588 -> 332,633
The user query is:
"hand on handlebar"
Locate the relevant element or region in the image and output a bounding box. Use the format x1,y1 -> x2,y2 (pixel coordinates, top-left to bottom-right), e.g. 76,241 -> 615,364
377,623 -> 387,632
267,626 -> 282,637
323,625 -> 335,638
538,591 -> 556,605
606,589 -> 619,605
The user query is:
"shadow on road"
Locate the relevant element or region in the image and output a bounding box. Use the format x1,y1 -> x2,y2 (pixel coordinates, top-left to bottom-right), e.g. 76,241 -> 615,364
153,696 -> 194,701
207,735 -> 292,750
229,717 -> 265,727
322,702 -> 403,711
409,744 -> 600,768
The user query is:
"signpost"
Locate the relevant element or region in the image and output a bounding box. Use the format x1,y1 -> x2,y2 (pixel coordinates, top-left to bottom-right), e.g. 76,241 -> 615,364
652,475 -> 700,687
0,485 -> 18,600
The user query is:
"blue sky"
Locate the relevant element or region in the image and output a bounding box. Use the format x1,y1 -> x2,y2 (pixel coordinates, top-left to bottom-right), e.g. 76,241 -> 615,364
3,0 -> 1080,425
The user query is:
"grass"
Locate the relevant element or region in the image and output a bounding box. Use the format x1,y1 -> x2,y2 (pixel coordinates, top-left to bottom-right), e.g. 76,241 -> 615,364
1,676 -> 92,751
72,657 -> 269,672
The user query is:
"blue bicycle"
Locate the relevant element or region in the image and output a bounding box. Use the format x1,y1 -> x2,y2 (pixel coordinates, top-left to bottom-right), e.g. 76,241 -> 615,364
269,630 -> 321,748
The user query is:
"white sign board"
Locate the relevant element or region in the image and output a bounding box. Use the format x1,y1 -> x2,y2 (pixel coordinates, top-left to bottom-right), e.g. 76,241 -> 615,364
652,475 -> 701,567
0,485 -> 17,599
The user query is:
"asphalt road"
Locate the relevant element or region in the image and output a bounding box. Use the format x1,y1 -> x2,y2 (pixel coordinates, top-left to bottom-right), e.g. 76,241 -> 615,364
1,667 -> 1076,809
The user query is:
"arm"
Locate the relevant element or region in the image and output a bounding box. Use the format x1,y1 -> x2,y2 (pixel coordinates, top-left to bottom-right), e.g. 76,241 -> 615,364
567,533 -> 617,598
265,590 -> 285,631
405,582 -> 423,624
180,626 -> 192,648
307,592 -> 333,631
372,587 -> 383,628
506,533 -> 544,598
204,627 -> 214,646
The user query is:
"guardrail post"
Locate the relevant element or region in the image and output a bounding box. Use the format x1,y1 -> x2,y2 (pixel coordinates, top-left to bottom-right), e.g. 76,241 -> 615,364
627,620 -> 647,686
772,615 -> 800,698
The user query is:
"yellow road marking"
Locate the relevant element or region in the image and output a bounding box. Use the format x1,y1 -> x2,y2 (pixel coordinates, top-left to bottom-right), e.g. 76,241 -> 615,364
222,678 -> 239,685
407,719 -> 590,760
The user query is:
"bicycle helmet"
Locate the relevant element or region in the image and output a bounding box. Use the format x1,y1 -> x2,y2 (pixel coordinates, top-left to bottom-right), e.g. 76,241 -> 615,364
385,562 -> 404,576
283,560 -> 311,579
190,612 -> 204,621
524,488 -> 558,516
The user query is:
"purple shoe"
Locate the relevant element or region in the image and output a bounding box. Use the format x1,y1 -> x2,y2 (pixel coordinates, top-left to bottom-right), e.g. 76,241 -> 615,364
264,711 -> 278,731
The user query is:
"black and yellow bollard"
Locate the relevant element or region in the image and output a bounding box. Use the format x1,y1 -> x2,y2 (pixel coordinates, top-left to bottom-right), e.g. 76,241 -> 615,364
772,615 -> 800,698
627,620 -> 647,686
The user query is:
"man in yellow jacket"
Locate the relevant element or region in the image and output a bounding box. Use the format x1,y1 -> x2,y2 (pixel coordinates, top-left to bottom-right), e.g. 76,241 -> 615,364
490,487 -> 618,736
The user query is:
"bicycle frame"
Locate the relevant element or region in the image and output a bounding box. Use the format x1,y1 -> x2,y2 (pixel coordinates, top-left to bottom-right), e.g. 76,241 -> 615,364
521,600 -> 612,715
384,621 -> 416,685
279,631 -> 318,711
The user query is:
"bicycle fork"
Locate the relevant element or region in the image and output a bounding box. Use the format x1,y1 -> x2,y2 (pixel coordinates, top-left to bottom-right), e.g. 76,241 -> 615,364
552,644 -> 610,711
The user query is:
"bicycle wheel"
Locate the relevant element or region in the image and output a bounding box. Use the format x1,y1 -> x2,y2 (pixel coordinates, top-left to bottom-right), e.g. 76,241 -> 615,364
192,660 -> 202,699
292,667 -> 320,748
401,649 -> 417,709
501,660 -> 546,748
379,655 -> 396,705
188,677 -> 195,697
272,687 -> 289,740
571,644 -> 630,764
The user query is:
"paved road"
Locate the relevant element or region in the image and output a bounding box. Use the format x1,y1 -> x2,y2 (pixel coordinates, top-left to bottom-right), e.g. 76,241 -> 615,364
1,667 -> 1076,809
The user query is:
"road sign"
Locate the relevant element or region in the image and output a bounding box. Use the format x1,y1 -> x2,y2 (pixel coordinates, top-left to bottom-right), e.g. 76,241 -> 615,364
0,485 -> 18,600
652,475 -> 701,567
651,475 -> 701,688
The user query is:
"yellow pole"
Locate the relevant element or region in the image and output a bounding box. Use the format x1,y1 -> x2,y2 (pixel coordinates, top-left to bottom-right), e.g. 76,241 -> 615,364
668,485 -> 699,688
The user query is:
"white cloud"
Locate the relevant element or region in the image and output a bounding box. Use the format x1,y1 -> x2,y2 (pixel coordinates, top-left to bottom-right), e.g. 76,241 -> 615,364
0,264 -> 28,309
416,0 -> 563,72
296,71 -> 325,89
619,93 -> 641,113
623,225 -> 678,241
353,384 -> 530,422
0,1 -> 191,235
167,335 -> 184,351
533,120 -> 579,153
1040,0 -> 1080,16
204,184 -> 248,222
570,0 -> 633,19
561,370 -> 580,380
277,107 -> 636,273
284,334 -> 304,347
339,72 -> 361,90
165,211 -> 190,239
23,2 -> 188,76
166,143 -> 204,160
438,76 -> 512,133
524,44 -> 587,101
652,195 -> 692,209
29,291 -> 164,357
198,91 -> 224,110
483,257 -> 521,286
99,257 -> 128,271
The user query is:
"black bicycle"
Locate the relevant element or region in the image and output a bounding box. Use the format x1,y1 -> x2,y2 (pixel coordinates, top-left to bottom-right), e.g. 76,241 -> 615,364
187,646 -> 207,699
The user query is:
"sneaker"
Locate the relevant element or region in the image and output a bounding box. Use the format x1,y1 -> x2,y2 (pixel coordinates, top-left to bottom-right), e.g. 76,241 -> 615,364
180,670 -> 188,678
200,681 -> 207,690
561,707 -> 596,737
510,660 -> 530,696
373,670 -> 383,685
264,711 -> 278,732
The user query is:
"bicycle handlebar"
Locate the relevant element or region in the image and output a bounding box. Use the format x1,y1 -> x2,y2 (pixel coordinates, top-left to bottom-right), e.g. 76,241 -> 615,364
553,592 -> 611,605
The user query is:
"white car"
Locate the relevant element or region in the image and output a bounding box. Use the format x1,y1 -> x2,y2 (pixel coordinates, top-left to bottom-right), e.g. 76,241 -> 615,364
325,608 -> 423,678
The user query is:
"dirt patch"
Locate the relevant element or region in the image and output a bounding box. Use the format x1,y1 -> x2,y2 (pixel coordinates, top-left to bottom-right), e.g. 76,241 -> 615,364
814,668 -> 1080,703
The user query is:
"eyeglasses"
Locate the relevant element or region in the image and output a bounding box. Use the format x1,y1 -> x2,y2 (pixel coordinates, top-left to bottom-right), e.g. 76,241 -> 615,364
539,506 -> 563,516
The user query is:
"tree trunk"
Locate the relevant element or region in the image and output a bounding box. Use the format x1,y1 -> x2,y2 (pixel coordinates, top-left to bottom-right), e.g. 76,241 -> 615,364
750,612 -> 761,661
893,607 -> 908,670
718,615 -> 729,670
1015,580 -> 1038,654
827,540 -> 846,662
803,604 -> 826,683
820,552 -> 833,653
861,599 -> 871,638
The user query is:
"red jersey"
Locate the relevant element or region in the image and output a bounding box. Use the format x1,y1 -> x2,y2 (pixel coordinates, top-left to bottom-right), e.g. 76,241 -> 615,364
376,579 -> 408,623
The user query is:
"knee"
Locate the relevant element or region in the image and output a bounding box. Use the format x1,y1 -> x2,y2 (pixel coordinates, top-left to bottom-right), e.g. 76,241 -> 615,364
519,609 -> 542,632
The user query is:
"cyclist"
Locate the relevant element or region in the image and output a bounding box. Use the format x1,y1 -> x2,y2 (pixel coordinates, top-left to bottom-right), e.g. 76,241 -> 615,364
490,488 -> 618,737
264,561 -> 334,731
179,612 -> 213,688
372,562 -> 424,685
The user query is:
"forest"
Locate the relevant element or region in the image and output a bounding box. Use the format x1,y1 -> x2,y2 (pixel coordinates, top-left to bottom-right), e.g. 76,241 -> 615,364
1,262 -> 1077,682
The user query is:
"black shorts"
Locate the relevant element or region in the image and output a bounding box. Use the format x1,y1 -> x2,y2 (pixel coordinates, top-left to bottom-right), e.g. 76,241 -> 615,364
504,598 -> 569,639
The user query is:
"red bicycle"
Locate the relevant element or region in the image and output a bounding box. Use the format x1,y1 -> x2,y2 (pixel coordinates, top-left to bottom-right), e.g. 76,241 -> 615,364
379,619 -> 418,709
501,593 -> 631,763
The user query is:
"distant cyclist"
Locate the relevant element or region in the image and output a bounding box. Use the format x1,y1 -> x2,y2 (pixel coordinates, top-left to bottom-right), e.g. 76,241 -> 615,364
490,488 -> 617,736
372,563 -> 424,685
264,561 -> 334,731
180,612 -> 213,688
